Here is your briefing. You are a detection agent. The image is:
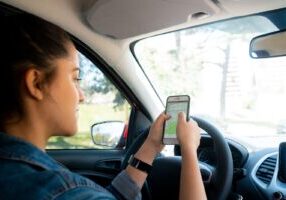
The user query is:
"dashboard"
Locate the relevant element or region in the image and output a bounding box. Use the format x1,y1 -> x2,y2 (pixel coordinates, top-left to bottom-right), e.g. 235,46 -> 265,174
196,135 -> 286,200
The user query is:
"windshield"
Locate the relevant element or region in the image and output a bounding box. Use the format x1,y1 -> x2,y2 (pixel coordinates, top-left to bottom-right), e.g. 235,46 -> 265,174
134,11 -> 286,150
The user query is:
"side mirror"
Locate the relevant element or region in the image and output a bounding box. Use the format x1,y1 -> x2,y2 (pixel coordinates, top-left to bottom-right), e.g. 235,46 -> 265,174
91,121 -> 127,149
250,30 -> 286,58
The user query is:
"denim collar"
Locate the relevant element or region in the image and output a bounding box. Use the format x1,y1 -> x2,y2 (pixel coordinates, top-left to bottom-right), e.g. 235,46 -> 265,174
0,132 -> 63,170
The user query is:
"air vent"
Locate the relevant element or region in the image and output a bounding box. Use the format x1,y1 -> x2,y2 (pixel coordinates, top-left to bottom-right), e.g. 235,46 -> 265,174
256,155 -> 277,184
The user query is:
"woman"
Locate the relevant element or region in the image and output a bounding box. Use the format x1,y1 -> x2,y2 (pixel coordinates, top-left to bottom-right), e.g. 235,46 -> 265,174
0,14 -> 206,200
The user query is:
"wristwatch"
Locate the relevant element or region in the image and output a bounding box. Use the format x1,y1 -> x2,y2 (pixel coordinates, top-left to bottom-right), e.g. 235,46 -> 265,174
128,154 -> 152,174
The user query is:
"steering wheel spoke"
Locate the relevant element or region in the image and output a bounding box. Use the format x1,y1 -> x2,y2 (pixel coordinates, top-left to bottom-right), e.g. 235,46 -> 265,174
199,161 -> 215,184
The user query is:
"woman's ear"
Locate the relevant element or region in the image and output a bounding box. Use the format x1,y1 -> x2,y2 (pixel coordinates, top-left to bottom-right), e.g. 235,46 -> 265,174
24,68 -> 45,100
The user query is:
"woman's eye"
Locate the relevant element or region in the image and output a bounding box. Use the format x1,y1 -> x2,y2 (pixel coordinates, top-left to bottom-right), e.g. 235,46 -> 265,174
74,78 -> 82,84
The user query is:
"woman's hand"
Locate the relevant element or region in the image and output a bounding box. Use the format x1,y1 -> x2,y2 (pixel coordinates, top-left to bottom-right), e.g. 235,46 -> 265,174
176,112 -> 201,153
134,113 -> 170,165
145,113 -> 170,153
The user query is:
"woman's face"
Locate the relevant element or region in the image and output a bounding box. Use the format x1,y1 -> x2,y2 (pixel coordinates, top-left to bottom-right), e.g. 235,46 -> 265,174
43,43 -> 84,137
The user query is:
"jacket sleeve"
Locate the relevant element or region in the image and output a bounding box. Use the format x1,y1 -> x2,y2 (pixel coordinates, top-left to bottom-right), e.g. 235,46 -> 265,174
107,170 -> 142,200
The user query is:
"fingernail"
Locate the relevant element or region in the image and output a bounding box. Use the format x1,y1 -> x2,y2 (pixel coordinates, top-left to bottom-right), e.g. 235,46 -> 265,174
178,112 -> 184,118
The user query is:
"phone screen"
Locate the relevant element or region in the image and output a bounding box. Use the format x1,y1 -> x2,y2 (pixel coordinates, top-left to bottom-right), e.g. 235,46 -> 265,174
164,100 -> 189,143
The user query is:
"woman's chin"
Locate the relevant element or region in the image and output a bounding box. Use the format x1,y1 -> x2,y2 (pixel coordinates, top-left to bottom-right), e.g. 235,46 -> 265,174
65,131 -> 77,137
67,128 -> 78,136
54,127 -> 78,137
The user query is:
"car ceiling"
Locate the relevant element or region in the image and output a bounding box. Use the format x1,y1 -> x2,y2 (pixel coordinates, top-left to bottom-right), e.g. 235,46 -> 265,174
2,0 -> 286,40
85,0 -> 286,39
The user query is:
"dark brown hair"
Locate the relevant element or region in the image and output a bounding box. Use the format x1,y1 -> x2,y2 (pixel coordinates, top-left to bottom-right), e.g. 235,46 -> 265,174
0,14 -> 72,129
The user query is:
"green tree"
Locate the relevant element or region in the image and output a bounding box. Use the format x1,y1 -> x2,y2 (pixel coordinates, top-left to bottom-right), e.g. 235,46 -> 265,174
78,53 -> 126,108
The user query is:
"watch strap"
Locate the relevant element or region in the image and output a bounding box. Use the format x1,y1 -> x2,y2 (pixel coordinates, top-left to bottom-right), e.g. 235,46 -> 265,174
128,155 -> 152,174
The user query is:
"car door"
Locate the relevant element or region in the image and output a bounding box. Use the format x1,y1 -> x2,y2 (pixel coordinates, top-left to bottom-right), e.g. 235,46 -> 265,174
46,42 -> 152,187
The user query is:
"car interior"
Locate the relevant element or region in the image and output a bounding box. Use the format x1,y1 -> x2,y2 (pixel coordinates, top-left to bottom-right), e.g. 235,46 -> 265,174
1,0 -> 286,200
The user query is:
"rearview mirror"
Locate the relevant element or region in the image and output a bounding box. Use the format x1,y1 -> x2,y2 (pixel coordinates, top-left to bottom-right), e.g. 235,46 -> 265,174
91,121 -> 127,149
250,30 -> 286,58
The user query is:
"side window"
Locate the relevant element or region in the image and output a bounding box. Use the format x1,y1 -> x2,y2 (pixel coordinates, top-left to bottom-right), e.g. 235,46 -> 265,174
47,52 -> 131,149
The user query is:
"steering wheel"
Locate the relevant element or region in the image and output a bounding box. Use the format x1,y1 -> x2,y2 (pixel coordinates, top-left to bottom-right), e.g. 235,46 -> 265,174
121,116 -> 233,200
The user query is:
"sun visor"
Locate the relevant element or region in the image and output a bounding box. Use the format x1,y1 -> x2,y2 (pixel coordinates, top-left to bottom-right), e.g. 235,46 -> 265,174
85,0 -> 220,39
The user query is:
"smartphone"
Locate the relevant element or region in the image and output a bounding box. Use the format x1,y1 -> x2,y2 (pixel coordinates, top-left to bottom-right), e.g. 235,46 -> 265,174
163,95 -> 190,145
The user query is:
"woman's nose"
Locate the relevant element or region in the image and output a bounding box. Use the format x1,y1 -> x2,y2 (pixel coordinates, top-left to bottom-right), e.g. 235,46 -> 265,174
78,87 -> 85,103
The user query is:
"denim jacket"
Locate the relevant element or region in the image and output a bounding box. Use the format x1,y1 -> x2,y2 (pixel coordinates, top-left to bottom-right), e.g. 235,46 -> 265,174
0,132 -> 141,200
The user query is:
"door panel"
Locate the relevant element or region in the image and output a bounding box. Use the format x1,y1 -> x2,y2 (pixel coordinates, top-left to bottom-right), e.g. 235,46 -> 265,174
48,149 -> 125,186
